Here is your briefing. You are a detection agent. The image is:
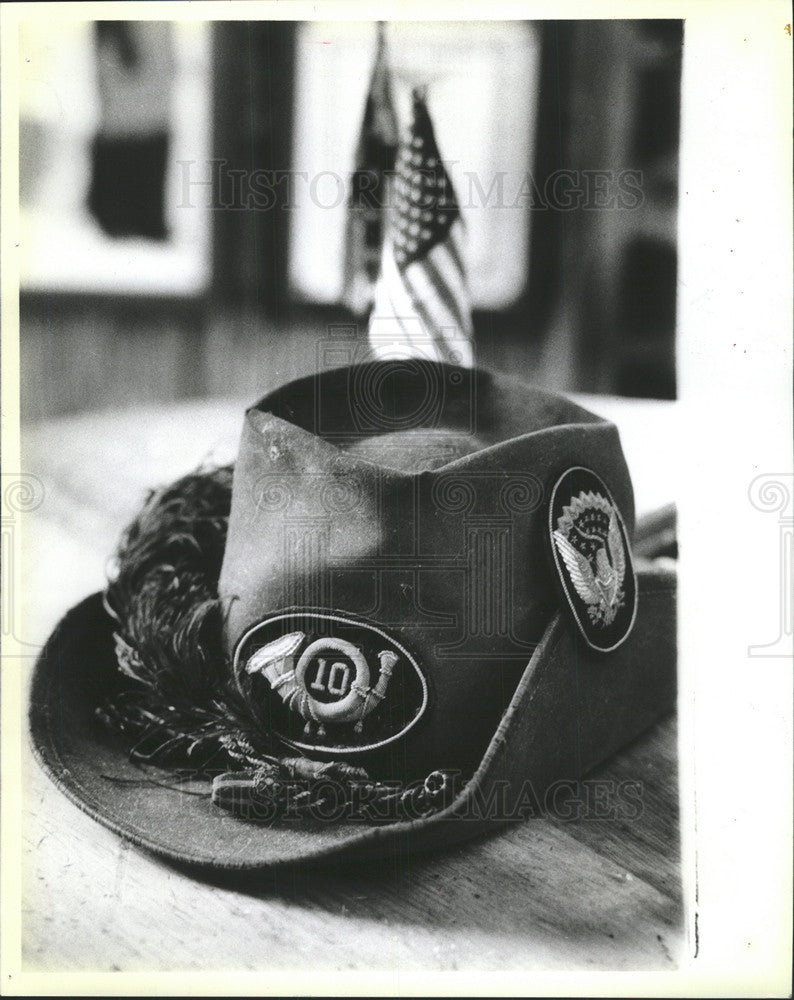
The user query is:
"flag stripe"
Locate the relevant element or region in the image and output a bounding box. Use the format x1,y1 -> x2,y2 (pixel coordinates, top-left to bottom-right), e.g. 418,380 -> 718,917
445,221 -> 467,276
404,286 -> 459,365
403,258 -> 469,340
406,260 -> 470,345
423,249 -> 473,336
402,267 -> 466,364
432,246 -> 473,332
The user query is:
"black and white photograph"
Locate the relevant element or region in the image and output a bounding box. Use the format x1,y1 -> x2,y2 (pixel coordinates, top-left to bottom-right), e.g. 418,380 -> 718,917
1,2 -> 791,995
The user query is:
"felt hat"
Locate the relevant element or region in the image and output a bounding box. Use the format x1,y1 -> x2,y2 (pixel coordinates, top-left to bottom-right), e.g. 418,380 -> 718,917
29,361 -> 676,870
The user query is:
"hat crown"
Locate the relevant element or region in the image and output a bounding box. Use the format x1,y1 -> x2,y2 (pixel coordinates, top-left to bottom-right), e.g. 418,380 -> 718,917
218,362 -> 634,779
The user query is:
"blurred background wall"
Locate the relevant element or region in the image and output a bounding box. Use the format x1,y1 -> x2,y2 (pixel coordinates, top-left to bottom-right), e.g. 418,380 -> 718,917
19,19 -> 682,423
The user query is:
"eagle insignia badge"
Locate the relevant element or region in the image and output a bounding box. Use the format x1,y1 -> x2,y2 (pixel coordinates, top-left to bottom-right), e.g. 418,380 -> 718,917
233,612 -> 429,755
548,467 -> 638,652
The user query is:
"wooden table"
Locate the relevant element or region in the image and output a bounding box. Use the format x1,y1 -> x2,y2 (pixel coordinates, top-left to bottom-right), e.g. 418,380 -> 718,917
20,394 -> 684,972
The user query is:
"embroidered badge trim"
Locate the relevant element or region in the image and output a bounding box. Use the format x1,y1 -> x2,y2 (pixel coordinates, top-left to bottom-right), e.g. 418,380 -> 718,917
548,467 -> 638,653
233,612 -> 429,755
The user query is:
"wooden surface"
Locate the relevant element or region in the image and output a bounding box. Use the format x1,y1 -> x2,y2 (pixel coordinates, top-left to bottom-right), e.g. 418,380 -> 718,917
19,395 -> 684,972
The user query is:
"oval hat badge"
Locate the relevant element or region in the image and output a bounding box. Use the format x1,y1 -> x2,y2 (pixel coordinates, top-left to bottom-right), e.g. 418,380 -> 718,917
547,467 -> 638,653
233,612 -> 429,755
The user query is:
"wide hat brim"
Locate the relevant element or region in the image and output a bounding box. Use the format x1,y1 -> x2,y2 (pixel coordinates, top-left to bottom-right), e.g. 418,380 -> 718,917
28,563 -> 676,871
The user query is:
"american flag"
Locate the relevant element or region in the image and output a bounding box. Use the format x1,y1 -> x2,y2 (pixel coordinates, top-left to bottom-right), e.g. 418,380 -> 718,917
342,23 -> 398,316
368,88 -> 474,367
